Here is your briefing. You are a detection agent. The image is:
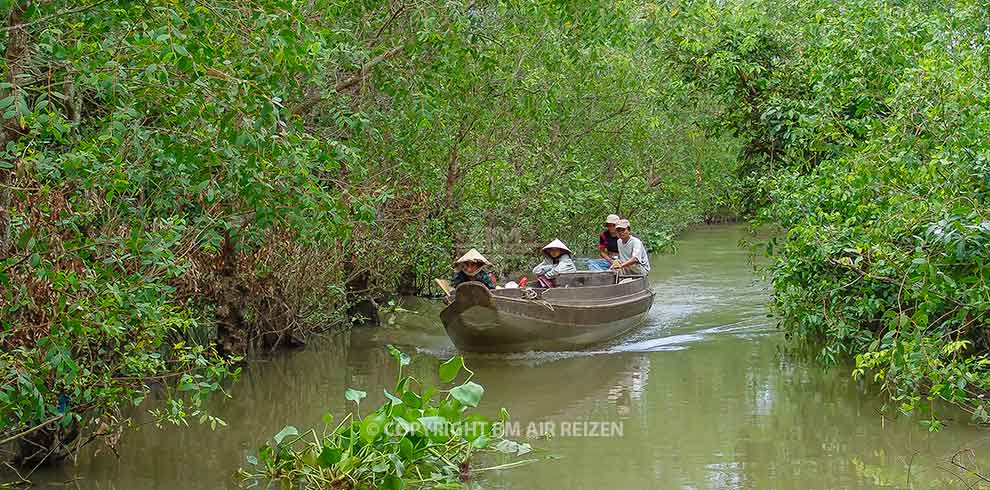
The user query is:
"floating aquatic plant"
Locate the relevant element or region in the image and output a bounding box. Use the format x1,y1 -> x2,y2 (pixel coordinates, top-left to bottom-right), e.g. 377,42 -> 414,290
237,346 -> 537,489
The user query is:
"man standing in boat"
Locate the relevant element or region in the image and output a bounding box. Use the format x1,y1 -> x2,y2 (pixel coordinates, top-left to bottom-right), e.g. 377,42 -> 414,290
610,219 -> 651,275
588,214 -> 621,271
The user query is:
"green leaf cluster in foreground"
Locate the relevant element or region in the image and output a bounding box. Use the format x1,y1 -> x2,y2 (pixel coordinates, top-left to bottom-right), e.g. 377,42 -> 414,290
237,348 -> 535,489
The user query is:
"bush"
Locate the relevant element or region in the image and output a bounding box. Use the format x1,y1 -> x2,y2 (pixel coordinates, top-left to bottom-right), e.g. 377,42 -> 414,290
664,0 -> 990,423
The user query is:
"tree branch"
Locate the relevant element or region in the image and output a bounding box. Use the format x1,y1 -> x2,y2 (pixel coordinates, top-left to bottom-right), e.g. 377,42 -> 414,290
0,413 -> 66,447
4,0 -> 113,32
292,45 -> 406,116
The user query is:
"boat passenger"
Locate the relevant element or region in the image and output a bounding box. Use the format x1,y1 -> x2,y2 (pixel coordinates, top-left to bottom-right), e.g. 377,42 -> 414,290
533,239 -> 577,288
450,248 -> 497,290
610,219 -> 650,275
588,214 -> 621,271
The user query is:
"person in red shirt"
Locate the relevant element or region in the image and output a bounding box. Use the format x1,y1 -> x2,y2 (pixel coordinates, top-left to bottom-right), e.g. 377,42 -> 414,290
588,214 -> 621,271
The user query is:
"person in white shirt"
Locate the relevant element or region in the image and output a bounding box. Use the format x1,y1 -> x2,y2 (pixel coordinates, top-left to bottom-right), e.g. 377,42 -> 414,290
610,219 -> 650,275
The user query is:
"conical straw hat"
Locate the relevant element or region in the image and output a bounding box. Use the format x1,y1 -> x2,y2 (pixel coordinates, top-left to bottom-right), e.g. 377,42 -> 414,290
541,239 -> 572,255
454,248 -> 491,268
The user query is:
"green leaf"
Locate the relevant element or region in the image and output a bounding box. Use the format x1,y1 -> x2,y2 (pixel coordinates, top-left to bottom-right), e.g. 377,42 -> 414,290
438,399 -> 462,422
438,356 -> 463,383
417,416 -> 449,443
392,415 -> 415,435
15,95 -> 28,116
471,434 -> 490,449
377,475 -> 404,490
0,95 -> 13,110
421,385 -> 438,403
345,388 -> 367,403
516,442 -> 532,455
258,445 -> 272,464
387,344 -> 411,366
388,453 -> 405,477
317,447 -> 342,468
398,436 -> 414,460
494,439 -> 519,454
400,388 -> 422,409
360,413 -> 386,443
495,439 -> 531,455
384,388 -> 403,406
449,381 -> 484,407
273,425 -> 298,444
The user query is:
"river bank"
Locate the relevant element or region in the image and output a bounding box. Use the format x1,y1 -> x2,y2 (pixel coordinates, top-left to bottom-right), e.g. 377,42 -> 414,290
20,225 -> 990,489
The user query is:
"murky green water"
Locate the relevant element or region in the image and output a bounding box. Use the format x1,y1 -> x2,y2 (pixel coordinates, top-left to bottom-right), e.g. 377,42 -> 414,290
31,225 -> 990,489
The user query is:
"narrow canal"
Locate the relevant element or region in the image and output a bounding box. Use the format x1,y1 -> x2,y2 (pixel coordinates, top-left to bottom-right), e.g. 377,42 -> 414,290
32,225 -> 990,489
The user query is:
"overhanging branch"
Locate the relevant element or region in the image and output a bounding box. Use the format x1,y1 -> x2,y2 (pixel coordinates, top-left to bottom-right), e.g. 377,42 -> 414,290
292,45 -> 406,116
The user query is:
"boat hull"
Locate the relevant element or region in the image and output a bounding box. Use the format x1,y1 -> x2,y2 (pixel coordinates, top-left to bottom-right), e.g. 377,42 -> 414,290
441,273 -> 654,353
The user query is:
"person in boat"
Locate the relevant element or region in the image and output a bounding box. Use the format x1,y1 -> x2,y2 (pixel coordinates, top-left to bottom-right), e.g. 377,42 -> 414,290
533,239 -> 577,288
610,219 -> 651,275
450,248 -> 497,290
588,214 -> 621,271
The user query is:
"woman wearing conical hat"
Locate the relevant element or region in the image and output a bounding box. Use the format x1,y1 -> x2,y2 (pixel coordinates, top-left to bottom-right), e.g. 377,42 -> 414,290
450,248 -> 497,292
532,239 -> 577,288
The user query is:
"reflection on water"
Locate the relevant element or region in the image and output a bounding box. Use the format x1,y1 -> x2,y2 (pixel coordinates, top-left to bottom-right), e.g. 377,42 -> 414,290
28,225 -> 990,489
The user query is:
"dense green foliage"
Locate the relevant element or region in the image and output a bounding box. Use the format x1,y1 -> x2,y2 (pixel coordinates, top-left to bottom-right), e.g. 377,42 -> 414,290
664,0 -> 989,424
0,0 -> 738,466
6,0 -> 983,473
238,347 -> 534,489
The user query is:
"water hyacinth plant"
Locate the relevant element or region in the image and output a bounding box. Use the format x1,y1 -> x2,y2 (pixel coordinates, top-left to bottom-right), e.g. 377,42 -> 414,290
236,346 -> 536,489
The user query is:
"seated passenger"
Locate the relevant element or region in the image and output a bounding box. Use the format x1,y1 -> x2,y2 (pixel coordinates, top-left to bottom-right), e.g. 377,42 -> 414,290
533,239 -> 577,288
588,214 -> 621,271
450,248 -> 497,290
610,219 -> 651,275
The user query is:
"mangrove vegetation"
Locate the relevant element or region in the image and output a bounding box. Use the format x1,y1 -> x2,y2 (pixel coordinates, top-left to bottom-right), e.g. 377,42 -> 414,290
672,0 -> 990,425
1,0 -> 989,480
0,0 -> 738,469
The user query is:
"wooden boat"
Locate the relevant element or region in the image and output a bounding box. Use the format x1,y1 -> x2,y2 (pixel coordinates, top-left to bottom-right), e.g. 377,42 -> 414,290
440,271 -> 655,353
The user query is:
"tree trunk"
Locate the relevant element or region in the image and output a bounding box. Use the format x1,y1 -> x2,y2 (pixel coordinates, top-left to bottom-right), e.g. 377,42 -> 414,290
443,114 -> 479,256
